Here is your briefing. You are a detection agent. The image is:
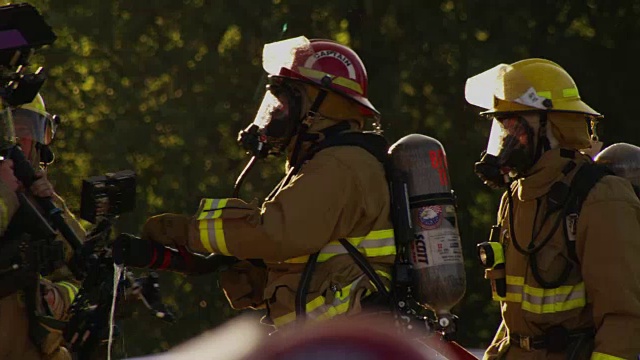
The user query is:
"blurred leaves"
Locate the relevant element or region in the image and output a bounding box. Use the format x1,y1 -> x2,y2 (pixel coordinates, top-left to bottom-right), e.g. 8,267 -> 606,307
8,0 -> 640,355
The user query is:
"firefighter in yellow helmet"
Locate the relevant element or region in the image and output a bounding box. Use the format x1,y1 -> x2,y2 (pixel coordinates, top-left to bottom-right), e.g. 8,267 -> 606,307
465,59 -> 640,359
117,36 -> 395,328
0,94 -> 87,360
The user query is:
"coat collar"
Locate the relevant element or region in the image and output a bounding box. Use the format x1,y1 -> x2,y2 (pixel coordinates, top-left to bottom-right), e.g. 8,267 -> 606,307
515,148 -> 592,201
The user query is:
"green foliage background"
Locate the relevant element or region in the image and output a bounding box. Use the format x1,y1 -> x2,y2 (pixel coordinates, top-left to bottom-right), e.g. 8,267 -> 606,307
8,0 -> 640,356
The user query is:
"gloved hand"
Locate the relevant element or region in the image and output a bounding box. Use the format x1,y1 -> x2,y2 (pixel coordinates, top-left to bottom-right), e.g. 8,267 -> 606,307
30,168 -> 55,198
113,233 -> 155,267
113,233 -> 238,274
142,213 -> 192,247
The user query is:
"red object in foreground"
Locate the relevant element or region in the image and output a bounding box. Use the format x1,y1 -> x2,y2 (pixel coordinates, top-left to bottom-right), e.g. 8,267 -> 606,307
128,315 -> 480,360
256,318 -> 480,360
421,336 -> 480,360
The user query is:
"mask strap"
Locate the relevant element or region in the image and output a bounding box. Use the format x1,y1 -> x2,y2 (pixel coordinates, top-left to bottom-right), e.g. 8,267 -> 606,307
534,112 -> 551,162
289,85 -> 329,167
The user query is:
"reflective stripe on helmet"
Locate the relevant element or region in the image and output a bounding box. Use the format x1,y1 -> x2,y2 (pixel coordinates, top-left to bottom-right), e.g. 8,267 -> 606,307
536,87 -> 579,100
499,275 -> 586,314
272,270 -> 390,327
285,229 -> 396,264
298,67 -> 364,94
20,93 -> 47,116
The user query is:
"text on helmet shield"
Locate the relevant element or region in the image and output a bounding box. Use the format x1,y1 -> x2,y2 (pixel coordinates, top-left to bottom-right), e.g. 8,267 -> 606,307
304,50 -> 356,79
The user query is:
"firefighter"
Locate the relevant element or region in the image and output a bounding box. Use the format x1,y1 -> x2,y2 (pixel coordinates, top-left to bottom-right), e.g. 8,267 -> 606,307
119,36 -> 396,328
465,58 -> 640,359
0,94 -> 86,360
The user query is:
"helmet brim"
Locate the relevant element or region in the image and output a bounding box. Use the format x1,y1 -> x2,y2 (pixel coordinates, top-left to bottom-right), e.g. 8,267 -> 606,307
480,99 -> 602,118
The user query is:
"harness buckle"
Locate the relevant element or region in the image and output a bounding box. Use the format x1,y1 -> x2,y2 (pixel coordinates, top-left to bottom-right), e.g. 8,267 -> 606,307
518,336 -> 532,351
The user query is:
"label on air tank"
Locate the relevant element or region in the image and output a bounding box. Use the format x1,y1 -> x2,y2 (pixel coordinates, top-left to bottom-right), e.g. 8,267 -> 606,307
410,205 -> 463,268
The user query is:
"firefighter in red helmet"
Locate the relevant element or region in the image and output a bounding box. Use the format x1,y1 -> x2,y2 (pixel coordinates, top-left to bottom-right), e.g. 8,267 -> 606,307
119,36 -> 396,328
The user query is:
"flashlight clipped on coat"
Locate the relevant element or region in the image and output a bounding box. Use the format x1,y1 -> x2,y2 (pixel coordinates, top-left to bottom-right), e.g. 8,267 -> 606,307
477,225 -> 506,300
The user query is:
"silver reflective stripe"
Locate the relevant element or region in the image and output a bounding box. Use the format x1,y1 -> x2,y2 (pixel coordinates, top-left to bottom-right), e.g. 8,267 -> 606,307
503,276 -> 586,314
523,287 -> 585,305
201,199 -> 224,219
285,229 -> 395,264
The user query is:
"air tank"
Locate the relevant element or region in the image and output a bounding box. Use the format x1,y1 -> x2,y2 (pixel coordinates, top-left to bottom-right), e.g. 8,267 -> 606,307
389,134 -> 466,328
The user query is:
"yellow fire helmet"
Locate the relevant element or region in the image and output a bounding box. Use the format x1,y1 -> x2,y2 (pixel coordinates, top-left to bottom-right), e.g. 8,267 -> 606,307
465,58 -> 601,117
12,93 -> 57,146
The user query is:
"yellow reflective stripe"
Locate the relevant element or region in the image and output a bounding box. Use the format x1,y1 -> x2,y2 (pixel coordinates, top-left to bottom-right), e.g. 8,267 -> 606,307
536,88 -> 579,99
369,270 -> 392,292
562,88 -> 579,98
198,218 -> 230,255
537,91 -> 552,99
196,198 -> 229,220
286,255 -> 309,264
56,281 -> 79,304
197,199 -> 214,220
273,275 -> 363,327
213,219 -> 229,255
196,198 -> 231,255
492,293 -> 506,301
506,275 -> 524,286
273,295 -> 327,327
504,292 -> 521,302
285,229 -> 396,264
347,229 -> 395,243
521,297 -> 585,314
350,229 -> 396,258
199,220 -> 214,253
524,281 -> 584,297
590,352 -> 625,360
298,67 -> 364,94
503,276 -> 586,314
375,270 -> 392,281
0,198 -> 8,230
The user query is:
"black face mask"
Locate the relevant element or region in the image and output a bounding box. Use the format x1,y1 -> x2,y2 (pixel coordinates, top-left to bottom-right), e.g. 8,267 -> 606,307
474,152 -> 507,189
37,143 -> 54,165
475,115 -> 536,188
238,83 -> 303,158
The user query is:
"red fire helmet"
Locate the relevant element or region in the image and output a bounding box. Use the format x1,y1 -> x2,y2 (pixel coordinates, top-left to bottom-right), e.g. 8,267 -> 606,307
262,36 -> 378,117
